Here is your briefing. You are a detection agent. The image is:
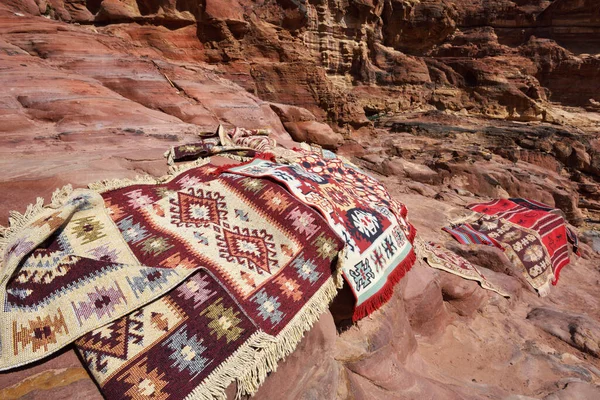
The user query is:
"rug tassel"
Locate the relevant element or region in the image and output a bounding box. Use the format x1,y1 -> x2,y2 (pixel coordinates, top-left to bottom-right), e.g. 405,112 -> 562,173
50,184 -> 74,208
88,175 -> 163,194
0,197 -> 45,257
164,148 -> 176,166
183,277 -> 339,400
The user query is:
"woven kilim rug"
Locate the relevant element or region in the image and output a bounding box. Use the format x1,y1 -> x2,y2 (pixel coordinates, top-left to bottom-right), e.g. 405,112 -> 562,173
414,239 -> 510,297
508,198 -> 580,256
227,153 -> 417,321
444,198 -> 577,295
165,126 -> 277,167
0,161 -> 344,399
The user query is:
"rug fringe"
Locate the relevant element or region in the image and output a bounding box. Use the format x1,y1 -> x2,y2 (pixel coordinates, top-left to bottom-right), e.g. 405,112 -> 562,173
448,210 -> 479,226
352,246 -> 416,322
88,175 -> 163,194
1,183 -> 74,255
164,148 -> 176,166
406,222 -> 417,244
537,274 -> 554,296
50,184 -> 74,208
414,238 -> 511,298
183,276 -> 339,400
235,276 -> 339,398
333,247 -> 346,289
168,157 -> 212,175
0,197 -> 45,260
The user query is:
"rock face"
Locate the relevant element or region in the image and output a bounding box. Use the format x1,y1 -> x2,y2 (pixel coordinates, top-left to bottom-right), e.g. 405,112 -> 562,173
12,0 -> 599,127
1,0 -> 600,399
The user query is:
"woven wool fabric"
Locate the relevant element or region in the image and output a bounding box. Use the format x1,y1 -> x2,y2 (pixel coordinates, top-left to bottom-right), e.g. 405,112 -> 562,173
468,198 -> 574,285
165,126 -> 277,168
227,153 -> 416,321
169,138 -> 222,162
509,198 -> 580,255
0,160 -> 344,397
0,189 -> 193,370
415,239 -> 510,297
442,223 -> 503,248
221,127 -> 276,153
444,196 -> 576,296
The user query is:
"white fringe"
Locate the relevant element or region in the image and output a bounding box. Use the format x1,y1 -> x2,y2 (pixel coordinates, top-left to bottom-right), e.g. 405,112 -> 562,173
0,184 -> 75,259
183,277 -> 339,400
168,157 -> 212,175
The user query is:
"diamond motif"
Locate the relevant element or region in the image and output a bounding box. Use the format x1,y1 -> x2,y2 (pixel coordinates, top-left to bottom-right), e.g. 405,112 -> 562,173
216,227 -> 277,274
170,189 -> 227,228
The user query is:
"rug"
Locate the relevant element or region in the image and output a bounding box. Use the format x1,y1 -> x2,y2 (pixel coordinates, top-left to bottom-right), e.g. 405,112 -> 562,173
508,198 -> 580,256
414,239 -> 510,297
468,198 -> 575,285
442,223 -> 503,249
444,198 -> 577,295
165,126 -> 277,167
0,160 -> 344,400
227,152 -> 416,321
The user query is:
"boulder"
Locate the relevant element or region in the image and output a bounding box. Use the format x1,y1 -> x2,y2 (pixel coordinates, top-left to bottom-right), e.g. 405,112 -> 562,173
283,121 -> 344,150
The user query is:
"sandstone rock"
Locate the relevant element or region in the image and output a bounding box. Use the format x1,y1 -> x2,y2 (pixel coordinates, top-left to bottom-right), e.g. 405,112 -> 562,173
269,102 -> 317,123
553,189 -> 585,227
397,159 -> 441,185
402,262 -> 451,337
543,381 -> 600,400
0,350 -> 101,399
446,243 -> 532,292
438,271 -> 488,317
527,307 -> 600,358
95,0 -> 139,22
581,231 -> 600,253
249,312 -> 340,400
283,121 -> 343,149
382,157 -> 406,177
337,142 -> 366,158
382,0 -> 458,54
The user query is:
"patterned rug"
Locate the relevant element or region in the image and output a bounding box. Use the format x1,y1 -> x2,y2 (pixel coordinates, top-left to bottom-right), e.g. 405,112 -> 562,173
1,124 -> 417,397
227,152 -> 417,321
444,198 -> 578,295
164,126 -> 276,167
0,161 -> 343,400
415,239 -> 510,297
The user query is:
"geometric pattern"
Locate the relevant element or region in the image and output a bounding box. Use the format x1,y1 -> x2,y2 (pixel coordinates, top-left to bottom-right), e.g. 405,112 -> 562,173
471,198 -> 576,285
445,198 -> 577,295
416,239 -> 510,298
68,153 -> 345,399
0,157 -> 344,381
74,268 -> 274,400
170,189 -> 227,228
2,139 -> 358,400
216,226 -> 277,274
13,309 -> 69,355
227,153 -> 416,321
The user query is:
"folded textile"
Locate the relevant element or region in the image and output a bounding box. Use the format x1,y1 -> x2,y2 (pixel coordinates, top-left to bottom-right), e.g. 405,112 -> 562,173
442,223 -> 503,248
468,198 -> 574,285
165,126 -> 276,166
509,198 -> 580,255
444,198 -> 577,295
0,160 -> 344,400
227,152 -> 416,321
415,239 -> 510,297
1,124 -> 417,399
